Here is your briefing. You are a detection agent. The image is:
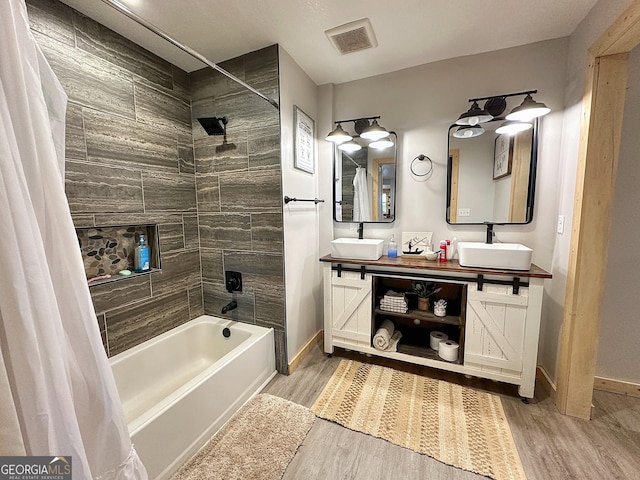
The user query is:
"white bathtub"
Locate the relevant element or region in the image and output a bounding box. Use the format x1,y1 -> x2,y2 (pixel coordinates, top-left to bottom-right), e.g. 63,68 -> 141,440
110,315 -> 276,480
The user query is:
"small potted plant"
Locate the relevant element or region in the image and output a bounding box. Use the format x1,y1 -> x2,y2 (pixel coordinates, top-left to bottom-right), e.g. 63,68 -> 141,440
411,281 -> 441,311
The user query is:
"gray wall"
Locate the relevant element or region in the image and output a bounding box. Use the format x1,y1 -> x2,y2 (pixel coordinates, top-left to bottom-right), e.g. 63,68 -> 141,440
27,0 -> 202,357
189,46 -> 287,372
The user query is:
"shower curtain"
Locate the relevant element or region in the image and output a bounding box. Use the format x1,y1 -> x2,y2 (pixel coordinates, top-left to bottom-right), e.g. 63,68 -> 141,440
0,1 -> 147,478
353,166 -> 372,222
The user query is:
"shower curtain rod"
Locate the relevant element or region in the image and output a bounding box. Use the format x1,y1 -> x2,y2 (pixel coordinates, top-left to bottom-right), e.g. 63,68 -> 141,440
99,0 -> 280,110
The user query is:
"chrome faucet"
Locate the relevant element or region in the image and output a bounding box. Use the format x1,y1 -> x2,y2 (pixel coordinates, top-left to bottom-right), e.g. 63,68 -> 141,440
221,300 -> 237,314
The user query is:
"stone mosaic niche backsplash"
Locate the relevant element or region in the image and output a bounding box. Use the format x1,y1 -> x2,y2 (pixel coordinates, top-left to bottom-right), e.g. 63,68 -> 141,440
77,226 -> 148,279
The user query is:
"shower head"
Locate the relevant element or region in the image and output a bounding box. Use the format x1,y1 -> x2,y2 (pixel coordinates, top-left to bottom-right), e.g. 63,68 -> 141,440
197,116 -> 227,135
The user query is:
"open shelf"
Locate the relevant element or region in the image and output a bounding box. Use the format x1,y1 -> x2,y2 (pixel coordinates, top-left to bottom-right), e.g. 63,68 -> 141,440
375,308 -> 461,326
396,343 -> 461,365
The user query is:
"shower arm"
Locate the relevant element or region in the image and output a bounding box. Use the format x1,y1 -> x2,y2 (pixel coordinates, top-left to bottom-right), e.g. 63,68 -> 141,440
99,0 -> 280,110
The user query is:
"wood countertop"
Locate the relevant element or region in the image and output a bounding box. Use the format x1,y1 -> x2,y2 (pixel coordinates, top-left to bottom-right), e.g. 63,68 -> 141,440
319,254 -> 552,279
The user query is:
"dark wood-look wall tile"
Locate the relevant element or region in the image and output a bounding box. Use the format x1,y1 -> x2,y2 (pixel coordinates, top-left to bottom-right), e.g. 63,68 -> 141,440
195,174 -> 220,213
73,11 -> 173,90
219,169 -> 282,212
251,213 -> 283,253
66,161 -> 143,213
248,125 -> 281,170
183,214 -> 200,249
200,248 -> 223,283
34,31 -> 136,120
199,213 -> 251,250
93,213 -> 182,227
178,133 -> 195,174
84,109 -> 179,172
189,57 -> 245,102
151,250 -> 201,296
106,290 -> 190,356
26,0 -> 75,47
193,133 -> 248,174
134,82 -> 191,133
273,329 -> 288,374
171,65 -> 191,103
64,103 -> 86,160
142,172 -> 197,212
188,285 -> 204,318
90,275 -> 151,314
158,223 -> 185,253
71,214 -> 95,228
244,45 -> 279,88
97,313 -> 108,355
213,88 -> 280,133
222,251 -> 284,286
203,281 -> 255,323
255,281 -> 286,330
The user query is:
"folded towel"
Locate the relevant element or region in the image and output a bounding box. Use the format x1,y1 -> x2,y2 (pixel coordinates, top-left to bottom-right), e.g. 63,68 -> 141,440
381,296 -> 406,304
384,290 -> 405,298
373,319 -> 395,350
379,298 -> 408,313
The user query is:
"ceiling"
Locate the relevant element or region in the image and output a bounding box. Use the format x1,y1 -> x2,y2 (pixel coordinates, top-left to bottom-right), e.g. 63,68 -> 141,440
59,0 -> 597,85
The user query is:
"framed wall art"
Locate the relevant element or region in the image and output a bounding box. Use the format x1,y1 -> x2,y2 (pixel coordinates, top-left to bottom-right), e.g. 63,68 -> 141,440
294,105 -> 315,173
493,133 -> 513,179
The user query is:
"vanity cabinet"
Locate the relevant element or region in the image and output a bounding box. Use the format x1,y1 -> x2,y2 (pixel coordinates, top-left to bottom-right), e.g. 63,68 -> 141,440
320,255 -> 551,398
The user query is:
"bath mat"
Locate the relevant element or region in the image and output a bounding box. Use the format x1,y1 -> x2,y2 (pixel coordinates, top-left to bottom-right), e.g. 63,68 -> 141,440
311,360 -> 526,480
172,394 -> 315,480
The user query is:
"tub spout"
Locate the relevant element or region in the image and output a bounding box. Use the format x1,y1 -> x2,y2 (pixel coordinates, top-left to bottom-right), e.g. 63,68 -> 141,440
221,300 -> 237,314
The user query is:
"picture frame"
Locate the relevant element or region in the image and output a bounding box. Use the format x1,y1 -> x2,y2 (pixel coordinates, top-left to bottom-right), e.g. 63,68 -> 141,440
493,133 -> 513,179
293,105 -> 315,173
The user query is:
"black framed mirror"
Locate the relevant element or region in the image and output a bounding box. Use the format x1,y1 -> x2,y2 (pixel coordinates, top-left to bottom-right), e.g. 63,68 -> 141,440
334,132 -> 397,223
446,119 -> 537,224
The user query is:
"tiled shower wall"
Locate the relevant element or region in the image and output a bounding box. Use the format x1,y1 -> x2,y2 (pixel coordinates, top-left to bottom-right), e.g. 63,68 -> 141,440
189,46 -> 288,372
27,0 -> 202,356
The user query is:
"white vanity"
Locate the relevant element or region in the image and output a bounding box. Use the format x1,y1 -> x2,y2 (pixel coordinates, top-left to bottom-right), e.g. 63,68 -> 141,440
321,254 -> 552,398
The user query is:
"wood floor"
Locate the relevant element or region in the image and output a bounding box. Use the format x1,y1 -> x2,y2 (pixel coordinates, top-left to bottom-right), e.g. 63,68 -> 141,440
262,345 -> 640,480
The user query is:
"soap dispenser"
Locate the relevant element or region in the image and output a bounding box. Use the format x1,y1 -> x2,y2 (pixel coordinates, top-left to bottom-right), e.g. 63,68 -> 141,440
388,235 -> 398,258
134,234 -> 150,273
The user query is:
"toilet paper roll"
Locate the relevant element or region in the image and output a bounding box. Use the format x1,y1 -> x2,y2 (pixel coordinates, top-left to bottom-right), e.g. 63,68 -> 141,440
438,340 -> 459,362
430,331 -> 448,350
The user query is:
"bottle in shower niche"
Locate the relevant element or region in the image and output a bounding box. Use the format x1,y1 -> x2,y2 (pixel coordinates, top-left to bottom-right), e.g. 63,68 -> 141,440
134,234 -> 150,273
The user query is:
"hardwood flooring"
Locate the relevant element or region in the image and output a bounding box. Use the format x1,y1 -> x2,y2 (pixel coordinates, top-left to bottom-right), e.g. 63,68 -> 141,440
262,345 -> 640,480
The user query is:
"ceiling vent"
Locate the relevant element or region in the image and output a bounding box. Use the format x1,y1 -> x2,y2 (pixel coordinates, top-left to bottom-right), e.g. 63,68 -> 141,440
325,18 -> 378,55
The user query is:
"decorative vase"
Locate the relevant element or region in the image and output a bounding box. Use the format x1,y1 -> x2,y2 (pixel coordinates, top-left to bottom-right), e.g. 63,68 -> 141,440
417,297 -> 429,311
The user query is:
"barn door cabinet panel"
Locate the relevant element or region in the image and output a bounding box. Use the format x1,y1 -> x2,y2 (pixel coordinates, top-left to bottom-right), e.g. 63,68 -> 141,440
320,256 -> 551,398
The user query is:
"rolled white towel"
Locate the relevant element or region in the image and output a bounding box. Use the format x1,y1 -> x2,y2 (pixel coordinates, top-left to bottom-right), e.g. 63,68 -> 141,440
386,330 -> 403,352
373,319 -> 395,350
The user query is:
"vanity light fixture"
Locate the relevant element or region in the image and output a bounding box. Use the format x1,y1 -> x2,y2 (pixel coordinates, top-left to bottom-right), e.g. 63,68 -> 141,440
325,123 -> 352,144
495,120 -> 532,135
456,90 -> 550,128
325,115 -> 390,146
453,125 -> 485,138
505,93 -> 551,121
337,139 -> 362,152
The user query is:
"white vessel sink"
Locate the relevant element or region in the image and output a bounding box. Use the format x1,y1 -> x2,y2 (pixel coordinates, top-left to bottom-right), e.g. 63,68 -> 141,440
331,238 -> 384,261
457,242 -> 532,271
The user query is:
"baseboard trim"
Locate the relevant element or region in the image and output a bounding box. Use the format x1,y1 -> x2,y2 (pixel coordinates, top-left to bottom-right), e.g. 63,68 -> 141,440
536,366 -> 556,399
288,330 -> 323,375
594,376 -> 640,398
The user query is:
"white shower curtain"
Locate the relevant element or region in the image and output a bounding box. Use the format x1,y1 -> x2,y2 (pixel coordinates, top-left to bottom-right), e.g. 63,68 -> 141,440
353,166 -> 372,222
0,1 -> 147,479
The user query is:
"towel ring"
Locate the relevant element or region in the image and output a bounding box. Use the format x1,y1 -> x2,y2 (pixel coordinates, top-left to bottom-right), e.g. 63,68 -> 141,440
410,154 -> 433,177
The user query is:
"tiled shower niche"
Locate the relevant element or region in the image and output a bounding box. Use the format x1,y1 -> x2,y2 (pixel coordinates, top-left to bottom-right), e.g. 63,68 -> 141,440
77,225 -> 161,282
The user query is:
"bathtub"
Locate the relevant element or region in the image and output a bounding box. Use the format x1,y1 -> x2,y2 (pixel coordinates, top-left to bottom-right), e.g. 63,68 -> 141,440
110,315 -> 276,480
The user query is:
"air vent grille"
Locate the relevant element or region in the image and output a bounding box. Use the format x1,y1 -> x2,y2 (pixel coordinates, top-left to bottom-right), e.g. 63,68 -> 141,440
325,18 -> 378,55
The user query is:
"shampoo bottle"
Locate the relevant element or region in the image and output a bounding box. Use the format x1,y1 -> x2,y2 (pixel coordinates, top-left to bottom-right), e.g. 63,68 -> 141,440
134,234 -> 150,273
388,235 -> 398,258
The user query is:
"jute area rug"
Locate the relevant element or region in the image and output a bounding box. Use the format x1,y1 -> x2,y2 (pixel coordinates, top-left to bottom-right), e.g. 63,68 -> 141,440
311,360 -> 526,480
172,394 -> 315,480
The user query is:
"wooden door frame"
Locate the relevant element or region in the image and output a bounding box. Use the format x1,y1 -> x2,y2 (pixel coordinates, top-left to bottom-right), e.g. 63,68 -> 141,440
371,157 -> 395,220
556,1 -> 640,418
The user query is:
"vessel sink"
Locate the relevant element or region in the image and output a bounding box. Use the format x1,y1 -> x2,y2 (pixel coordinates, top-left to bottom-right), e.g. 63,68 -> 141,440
330,238 -> 384,261
457,242 -> 533,271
